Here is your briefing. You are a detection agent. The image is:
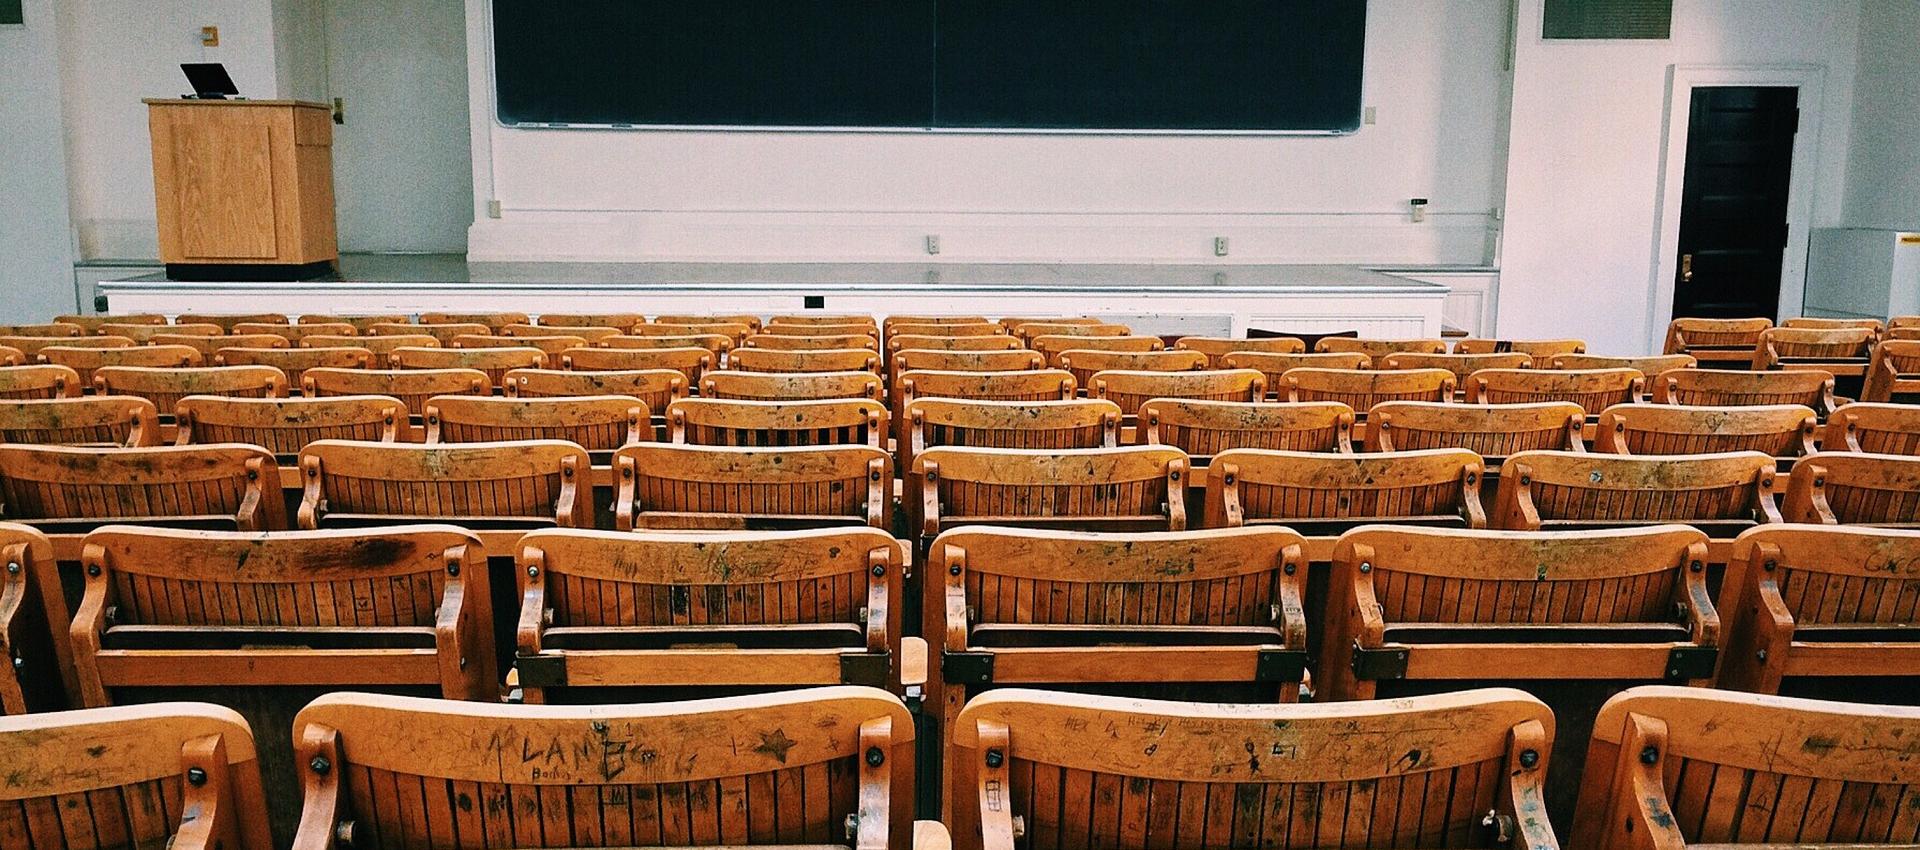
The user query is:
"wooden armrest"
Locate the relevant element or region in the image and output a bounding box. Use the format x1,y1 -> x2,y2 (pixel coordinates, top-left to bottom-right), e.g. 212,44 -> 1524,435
901,637 -> 928,689
913,821 -> 952,850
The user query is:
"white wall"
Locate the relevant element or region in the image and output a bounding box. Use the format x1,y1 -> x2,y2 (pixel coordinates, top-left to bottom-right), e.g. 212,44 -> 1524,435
465,0 -> 1513,265
273,0 -> 327,103
1499,0 -> 1860,354
1842,0 -> 1920,230
0,0 -> 78,319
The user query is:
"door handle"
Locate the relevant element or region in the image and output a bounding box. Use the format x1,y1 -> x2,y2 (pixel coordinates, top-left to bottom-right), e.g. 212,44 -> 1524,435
1681,253 -> 1693,284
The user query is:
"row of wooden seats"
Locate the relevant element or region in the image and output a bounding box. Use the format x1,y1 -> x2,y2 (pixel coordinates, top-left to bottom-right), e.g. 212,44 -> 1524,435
5,683 -> 1916,850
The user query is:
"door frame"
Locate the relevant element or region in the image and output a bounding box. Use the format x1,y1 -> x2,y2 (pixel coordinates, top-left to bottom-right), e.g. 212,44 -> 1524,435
1646,64 -> 1826,352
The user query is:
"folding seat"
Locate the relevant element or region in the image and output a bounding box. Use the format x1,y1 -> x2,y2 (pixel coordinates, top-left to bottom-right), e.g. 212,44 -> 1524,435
745,332 -> 881,352
55,314 -> 164,332
948,687 -> 1556,850
390,345 -> 545,389
452,332 -> 584,357
0,396 -> 159,447
669,397 -> 887,448
702,370 -> 885,402
655,312 -> 764,330
417,310 -> 529,331
178,312 -> 289,331
885,321 -> 1005,339
1379,350 -> 1531,384
95,365 -> 287,415
886,333 -> 1024,355
425,395 -> 647,452
896,370 -> 1075,451
1654,367 -> 1838,415
1549,352 -> 1697,374
1321,524 -> 1717,701
1140,399 -> 1353,463
1782,451 -> 1920,525
1206,447 -> 1486,533
1495,450 -> 1779,535
1282,367 -> 1455,413
565,345 -> 712,385
43,343 -> 199,385
730,346 -> 883,373
0,333 -> 132,364
1717,524 -> 1920,694
1172,334 -> 1306,366
996,315 -> 1103,331
71,525 -> 496,704
892,348 -> 1041,376
1056,348 -> 1204,389
0,364 -> 83,399
504,367 -> 686,413
632,321 -> 754,345
176,395 -> 402,457
768,313 -> 872,328
501,323 -> 622,344
1465,367 -> 1645,416
1782,316 -> 1884,333
1572,686 -> 1920,849
1222,350 -> 1370,393
1011,321 -> 1131,346
303,367 -> 487,418
1090,368 -> 1264,420
214,345 -> 374,387
1596,403 -> 1816,459
365,321 -> 490,346
101,322 -> 223,343
1453,336 -> 1587,364
1861,338 -> 1920,401
615,443 -> 891,530
604,333 -> 735,360
0,702 -> 271,850
512,527 -> 908,700
1028,333 -> 1160,366
292,313 -> 407,331
1825,401 -> 1920,454
0,444 -> 285,533
298,440 -> 594,530
0,321 -> 84,337
1664,316 -> 1772,368
886,314 -> 990,332
762,322 -> 880,340
155,332 -> 287,358
1314,336 -> 1448,357
535,312 -> 645,330
299,333 -> 437,356
230,321 -> 355,345
0,345 -> 19,366
906,398 -> 1120,473
1367,401 -> 1585,466
0,522 -> 73,713
290,688 -> 922,849
1751,327 -> 1874,382
913,446 -> 1190,549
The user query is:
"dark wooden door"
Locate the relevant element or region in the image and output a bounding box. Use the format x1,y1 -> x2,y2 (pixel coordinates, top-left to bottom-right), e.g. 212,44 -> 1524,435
1672,86 -> 1798,319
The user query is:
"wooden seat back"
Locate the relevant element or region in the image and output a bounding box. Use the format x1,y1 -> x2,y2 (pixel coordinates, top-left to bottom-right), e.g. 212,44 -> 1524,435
1655,367 -> 1838,415
669,398 -> 887,448
0,396 -> 159,447
603,333 -> 735,359
914,446 -> 1189,541
1826,401 -> 1920,454
887,315 -> 991,331
1596,403 -> 1817,457
1379,351 -> 1531,383
216,346 -> 374,387
180,313 -> 289,332
1550,352 -> 1698,374
0,522 -> 72,713
501,323 -> 622,345
390,346 -> 546,388
949,687 -> 1555,850
0,334 -> 133,362
293,688 -> 914,849
701,369 -> 885,402
745,333 -> 881,352
616,443 -> 891,530
0,444 -> 285,532
1222,350 -> 1370,391
906,399 -> 1120,474
1140,399 -> 1354,459
997,315 -> 1102,331
1718,524 -> 1920,693
0,364 -> 83,399
632,321 -> 755,345
886,334 -> 1023,355
73,525 -> 495,703
653,313 -> 764,332
418,311 -> 530,331
892,349 -> 1043,378
503,368 -> 686,412
1282,367 -> 1455,411
293,314 -> 407,331
366,322 -> 490,345
45,344 -> 200,385
298,440 -> 593,529
564,345 -> 711,384
158,333 -> 289,357
762,322 -> 879,339
898,369 -> 1075,411
301,333 -> 438,356
515,528 -> 907,697
55,314 -> 164,332
453,332 -> 584,357
535,312 -> 646,330
1172,335 -> 1306,367
303,368 -> 488,417
102,323 -> 224,343
426,395 -> 647,451
96,365 -> 288,413
0,702 -> 271,850
1783,316 -> 1884,333
1664,317 -> 1772,365
1454,337 -> 1587,364
885,321 -> 1004,338
176,395 -> 402,454
1057,349 -> 1205,389
1752,326 -> 1875,372
1466,367 -> 1645,415
1091,368 -> 1265,418
1315,337 -> 1448,357
1028,333 -> 1160,366
0,345 -> 19,367
1368,400 -> 1585,459
1496,450 -> 1780,533
731,347 -> 883,373
1783,451 -> 1920,525
231,322 -> 356,345
1322,524 -> 1714,701
1572,685 -> 1920,849
768,313 -> 872,328
1862,337 -> 1920,401
1207,448 -> 1486,532
0,322 -> 82,337
1012,322 -> 1131,346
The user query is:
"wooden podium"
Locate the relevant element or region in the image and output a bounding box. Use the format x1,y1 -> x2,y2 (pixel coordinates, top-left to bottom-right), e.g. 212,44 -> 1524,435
145,99 -> 338,280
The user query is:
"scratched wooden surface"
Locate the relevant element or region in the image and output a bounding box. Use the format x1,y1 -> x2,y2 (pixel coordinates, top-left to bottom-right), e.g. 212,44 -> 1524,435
0,443 -> 285,532
1175,336 -> 1307,368
419,313 -> 531,333
1368,401 -> 1583,459
1597,403 -> 1817,458
1029,334 -> 1159,368
1465,368 -> 1644,417
0,396 -> 158,447
1782,451 -> 1920,525
732,348 -> 883,375
1315,337 -> 1449,358
1380,351 -> 1531,383
1825,402 -> 1920,455
671,398 -> 887,449
427,396 -> 647,452
704,370 -> 886,403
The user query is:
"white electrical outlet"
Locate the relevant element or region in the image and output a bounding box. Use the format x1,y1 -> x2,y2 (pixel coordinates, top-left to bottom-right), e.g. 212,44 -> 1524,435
925,235 -> 941,255
1214,236 -> 1229,257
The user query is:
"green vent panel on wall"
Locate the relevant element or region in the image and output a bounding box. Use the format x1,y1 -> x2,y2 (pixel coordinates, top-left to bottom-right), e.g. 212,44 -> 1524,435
0,0 -> 23,25
1543,0 -> 1671,39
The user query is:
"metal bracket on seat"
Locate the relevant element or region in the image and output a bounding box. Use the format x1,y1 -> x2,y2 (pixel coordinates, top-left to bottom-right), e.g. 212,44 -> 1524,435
942,650 -> 994,684
514,654 -> 568,688
1665,645 -> 1718,680
1255,648 -> 1310,683
1350,643 -> 1409,680
838,652 -> 890,688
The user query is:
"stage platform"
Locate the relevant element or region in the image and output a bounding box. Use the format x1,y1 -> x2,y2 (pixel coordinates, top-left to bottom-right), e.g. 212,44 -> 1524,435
101,254 -> 1455,337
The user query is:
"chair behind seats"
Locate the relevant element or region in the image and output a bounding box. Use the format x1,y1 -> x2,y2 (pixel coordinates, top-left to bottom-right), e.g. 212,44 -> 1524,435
1223,351 -> 1371,392
176,395 -> 402,456
1454,337 -> 1587,364
914,446 -> 1189,545
231,322 -> 356,345
44,344 -> 200,385
603,333 -> 736,359
1206,448 -> 1486,533
502,323 -> 621,345
390,345 -> 545,388
762,323 -> 879,340
1826,401 -> 1920,455
1596,403 -> 1817,458
768,313 -> 872,328
1717,524 -> 1920,694
1550,352 -> 1698,374
425,395 -> 647,451
1283,367 -> 1455,412
0,396 -> 159,447
730,347 -> 882,374
1012,322 -> 1131,346
997,315 -> 1101,330
564,345 -> 711,385
906,398 -> 1120,475
1751,326 -> 1875,376
1664,317 -> 1772,366
300,333 -> 438,356
418,311 -> 529,331
1315,336 -> 1449,357
885,321 -> 1004,339
298,440 -> 593,529
453,332 -> 584,357
744,333 -> 881,352
1571,686 -> 1920,849
0,322 -> 82,337
1322,525 -> 1716,701
1466,367 -> 1645,415
157,333 -> 288,358
0,364 -> 82,399
1367,401 -> 1586,463
702,369 -> 885,402
366,322 -> 490,346
0,334 -> 131,363
615,444 -> 891,530
294,314 -> 408,331
536,312 -> 645,330
1862,338 -> 1920,401
72,525 -> 495,704
1782,451 -> 1920,525
888,314 -> 991,331
514,528 -> 906,700
0,702 -> 272,850
504,368 -> 686,411
178,313 -> 289,331
0,444 -> 285,533
653,313 -> 764,331
95,365 -> 288,414
669,398 -> 887,448
892,349 -> 1042,378
887,334 -> 1024,354
948,687 -> 1556,850
216,346 -> 373,387
1380,350 -> 1532,383
0,523 -> 73,713
1028,333 -> 1161,367
101,323 -> 223,343
1495,450 -> 1780,534
1140,399 -> 1354,462
632,321 -> 755,345
1655,367 -> 1838,415
292,688 -> 915,849
1057,349 -> 1205,389
303,367 -> 488,417
1091,368 -> 1265,420
1172,335 -> 1307,367
55,314 -> 164,331
1783,316 -> 1884,333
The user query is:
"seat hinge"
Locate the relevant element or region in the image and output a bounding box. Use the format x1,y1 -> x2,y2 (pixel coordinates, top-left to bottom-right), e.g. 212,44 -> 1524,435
514,654 -> 568,688
1255,648 -> 1309,683
1350,642 -> 1410,680
838,652 -> 890,688
942,650 -> 994,684
1664,645 -> 1718,680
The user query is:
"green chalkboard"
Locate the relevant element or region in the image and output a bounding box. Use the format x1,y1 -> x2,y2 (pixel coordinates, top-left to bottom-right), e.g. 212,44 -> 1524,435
0,0 -> 24,26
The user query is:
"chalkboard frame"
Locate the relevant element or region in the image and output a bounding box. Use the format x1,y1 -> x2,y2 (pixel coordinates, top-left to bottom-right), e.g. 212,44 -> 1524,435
486,0 -> 1368,136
